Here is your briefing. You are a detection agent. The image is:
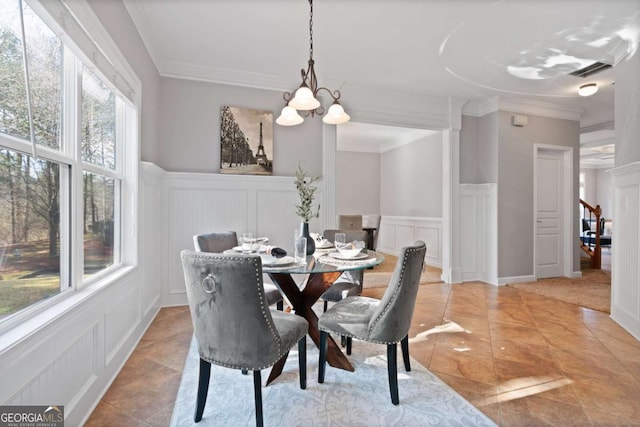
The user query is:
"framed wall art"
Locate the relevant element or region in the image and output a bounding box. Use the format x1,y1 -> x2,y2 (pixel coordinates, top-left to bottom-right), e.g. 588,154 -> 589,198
220,106 -> 273,175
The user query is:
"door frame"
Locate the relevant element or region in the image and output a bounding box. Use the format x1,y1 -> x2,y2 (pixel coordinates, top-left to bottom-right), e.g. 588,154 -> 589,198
533,144 -> 574,279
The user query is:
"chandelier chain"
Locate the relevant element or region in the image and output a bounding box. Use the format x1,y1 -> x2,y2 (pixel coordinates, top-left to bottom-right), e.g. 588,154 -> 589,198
309,0 -> 313,60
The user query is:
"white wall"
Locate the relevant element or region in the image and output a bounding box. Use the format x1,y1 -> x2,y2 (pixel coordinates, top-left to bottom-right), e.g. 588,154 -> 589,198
610,47 -> 640,340
596,169 -> 614,218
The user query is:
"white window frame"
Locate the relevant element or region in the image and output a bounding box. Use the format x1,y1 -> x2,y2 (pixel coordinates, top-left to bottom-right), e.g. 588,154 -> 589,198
0,0 -> 140,335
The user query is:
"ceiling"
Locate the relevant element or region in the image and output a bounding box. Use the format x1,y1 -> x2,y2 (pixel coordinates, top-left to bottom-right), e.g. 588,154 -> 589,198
122,0 -> 640,167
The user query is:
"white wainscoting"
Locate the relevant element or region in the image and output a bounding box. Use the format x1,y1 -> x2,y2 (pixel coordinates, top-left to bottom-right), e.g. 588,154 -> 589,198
0,269 -> 159,426
377,216 -> 442,268
610,162 -> 640,340
459,184 -> 498,285
162,168 -> 324,306
0,162 -> 163,426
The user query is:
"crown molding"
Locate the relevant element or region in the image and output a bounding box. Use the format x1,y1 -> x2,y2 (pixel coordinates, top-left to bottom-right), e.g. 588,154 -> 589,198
581,120 -> 615,133
462,96 -> 582,121
122,0 -> 164,74
159,60 -> 290,91
461,97 -> 499,117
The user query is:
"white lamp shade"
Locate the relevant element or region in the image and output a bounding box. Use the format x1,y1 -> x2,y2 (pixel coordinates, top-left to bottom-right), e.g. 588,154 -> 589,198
276,105 -> 304,126
322,102 -> 351,124
288,85 -> 321,110
578,83 -> 598,96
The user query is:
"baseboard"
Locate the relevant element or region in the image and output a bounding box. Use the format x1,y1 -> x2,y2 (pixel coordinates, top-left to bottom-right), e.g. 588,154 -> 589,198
571,270 -> 583,278
498,275 -> 536,285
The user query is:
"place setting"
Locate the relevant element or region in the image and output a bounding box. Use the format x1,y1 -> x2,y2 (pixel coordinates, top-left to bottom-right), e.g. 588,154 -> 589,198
226,233 -> 299,269
318,233 -> 377,267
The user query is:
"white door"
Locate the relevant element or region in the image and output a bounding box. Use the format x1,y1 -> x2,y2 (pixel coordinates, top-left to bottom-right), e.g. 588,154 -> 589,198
536,149 -> 564,278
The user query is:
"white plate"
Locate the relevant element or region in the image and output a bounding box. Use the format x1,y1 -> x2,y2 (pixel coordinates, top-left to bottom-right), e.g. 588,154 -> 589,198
262,255 -> 296,267
328,251 -> 369,260
315,242 -> 334,249
232,245 -> 268,253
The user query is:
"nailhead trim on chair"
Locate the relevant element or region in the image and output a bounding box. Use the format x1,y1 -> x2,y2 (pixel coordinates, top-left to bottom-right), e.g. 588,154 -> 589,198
319,244 -> 425,345
368,246 -> 420,334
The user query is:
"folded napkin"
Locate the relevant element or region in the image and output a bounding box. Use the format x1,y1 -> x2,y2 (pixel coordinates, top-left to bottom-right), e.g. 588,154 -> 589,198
265,246 -> 287,258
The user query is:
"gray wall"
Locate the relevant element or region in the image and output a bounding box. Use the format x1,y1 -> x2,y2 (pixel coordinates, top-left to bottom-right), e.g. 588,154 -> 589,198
460,115 -> 479,183
336,151 -> 380,215
460,113 -> 499,184
89,0 -> 161,165
380,132 -> 443,217
497,111 -> 580,278
478,112 -> 499,183
158,78 -> 323,176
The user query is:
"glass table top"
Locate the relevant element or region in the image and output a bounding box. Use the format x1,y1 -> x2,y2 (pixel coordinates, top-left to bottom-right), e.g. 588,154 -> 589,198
222,249 -> 384,274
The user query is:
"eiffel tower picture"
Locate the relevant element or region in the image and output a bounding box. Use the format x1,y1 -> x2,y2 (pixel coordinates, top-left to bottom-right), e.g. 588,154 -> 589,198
255,122 -> 268,166
220,106 -> 273,175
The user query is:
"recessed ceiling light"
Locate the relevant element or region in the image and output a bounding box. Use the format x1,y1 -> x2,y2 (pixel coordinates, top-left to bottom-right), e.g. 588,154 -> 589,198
578,83 -> 598,96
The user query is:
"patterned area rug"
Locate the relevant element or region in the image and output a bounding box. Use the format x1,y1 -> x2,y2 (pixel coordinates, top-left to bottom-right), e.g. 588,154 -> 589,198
170,336 -> 496,426
509,268 -> 611,313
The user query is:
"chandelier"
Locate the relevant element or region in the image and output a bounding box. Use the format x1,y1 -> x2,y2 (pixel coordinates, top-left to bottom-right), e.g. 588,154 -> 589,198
276,0 -> 350,126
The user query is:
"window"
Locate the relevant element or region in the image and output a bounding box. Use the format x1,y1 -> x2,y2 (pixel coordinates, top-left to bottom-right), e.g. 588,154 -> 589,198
0,0 -> 136,323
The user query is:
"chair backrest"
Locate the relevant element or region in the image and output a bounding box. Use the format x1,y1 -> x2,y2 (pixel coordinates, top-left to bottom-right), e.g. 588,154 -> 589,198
323,229 -> 369,253
193,231 -> 238,253
338,215 -> 363,230
368,241 -> 426,343
362,214 -> 381,229
323,229 -> 369,284
181,250 -> 285,369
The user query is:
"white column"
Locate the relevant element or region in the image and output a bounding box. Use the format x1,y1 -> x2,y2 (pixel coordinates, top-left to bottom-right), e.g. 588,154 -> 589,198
442,98 -> 465,283
322,123 -> 337,231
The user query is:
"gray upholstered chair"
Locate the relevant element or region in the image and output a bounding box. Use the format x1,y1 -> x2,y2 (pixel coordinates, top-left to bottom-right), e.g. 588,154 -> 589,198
181,250 -> 309,425
193,231 -> 284,310
320,229 -> 369,320
318,241 -> 427,405
338,214 -> 363,230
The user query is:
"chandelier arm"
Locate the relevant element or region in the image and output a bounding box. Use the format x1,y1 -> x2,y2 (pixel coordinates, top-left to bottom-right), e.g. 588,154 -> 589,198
282,91 -> 294,103
314,87 -> 341,102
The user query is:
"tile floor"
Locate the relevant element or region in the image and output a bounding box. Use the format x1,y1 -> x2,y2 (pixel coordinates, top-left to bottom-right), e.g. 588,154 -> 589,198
86,266 -> 639,426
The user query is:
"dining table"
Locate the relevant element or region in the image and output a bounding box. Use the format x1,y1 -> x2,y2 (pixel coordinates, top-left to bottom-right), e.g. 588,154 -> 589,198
258,247 -> 384,384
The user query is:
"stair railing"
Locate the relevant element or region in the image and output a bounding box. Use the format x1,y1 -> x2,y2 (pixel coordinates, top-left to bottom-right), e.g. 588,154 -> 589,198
579,199 -> 601,269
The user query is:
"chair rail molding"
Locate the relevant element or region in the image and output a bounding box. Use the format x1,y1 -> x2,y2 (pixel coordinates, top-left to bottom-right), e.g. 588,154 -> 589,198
608,161 -> 640,340
377,216 -> 442,268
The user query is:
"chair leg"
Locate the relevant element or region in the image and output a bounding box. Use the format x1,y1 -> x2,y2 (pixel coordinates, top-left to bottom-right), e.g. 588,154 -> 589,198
298,335 -> 306,389
253,370 -> 263,427
194,358 -> 211,422
346,337 -> 352,355
401,335 -> 411,371
318,331 -> 328,383
387,343 -> 399,405
323,300 -> 328,312
277,300 -> 284,311
341,335 -> 346,347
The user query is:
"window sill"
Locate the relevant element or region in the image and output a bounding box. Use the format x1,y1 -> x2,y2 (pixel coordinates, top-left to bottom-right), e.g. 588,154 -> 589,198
0,264 -> 137,355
